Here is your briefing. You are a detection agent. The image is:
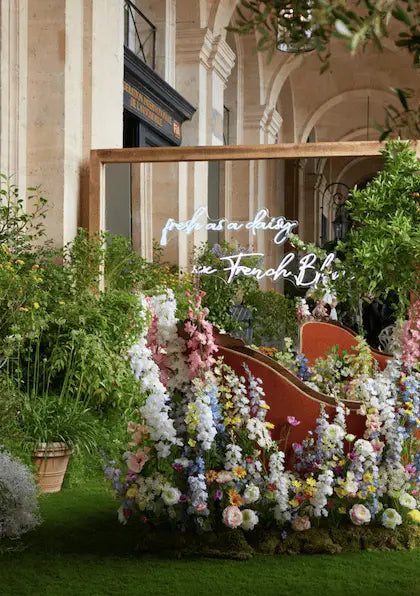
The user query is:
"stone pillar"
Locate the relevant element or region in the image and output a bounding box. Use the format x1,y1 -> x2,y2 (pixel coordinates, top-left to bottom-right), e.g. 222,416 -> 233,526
26,0 -> 124,246
26,0 -> 84,246
0,0 -> 28,198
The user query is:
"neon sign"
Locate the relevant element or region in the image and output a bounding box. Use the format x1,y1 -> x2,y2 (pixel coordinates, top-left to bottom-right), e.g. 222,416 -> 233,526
160,208 -> 337,289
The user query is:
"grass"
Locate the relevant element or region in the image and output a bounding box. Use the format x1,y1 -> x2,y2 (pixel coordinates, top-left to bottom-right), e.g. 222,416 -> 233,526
0,482 -> 419,596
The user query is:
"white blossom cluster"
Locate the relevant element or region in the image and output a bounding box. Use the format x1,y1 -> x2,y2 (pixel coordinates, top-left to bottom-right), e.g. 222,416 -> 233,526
225,444 -> 243,471
0,449 -> 40,540
128,294 -> 181,458
246,417 -> 273,449
268,451 -> 291,522
190,379 -> 218,451
311,470 -> 334,517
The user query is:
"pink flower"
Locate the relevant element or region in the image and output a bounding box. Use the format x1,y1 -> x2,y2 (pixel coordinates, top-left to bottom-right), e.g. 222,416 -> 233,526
126,447 -> 150,474
179,494 -> 188,503
291,515 -> 311,531
371,439 -> 384,454
287,416 -> 301,426
195,503 -> 207,513
217,471 -> 234,484
292,442 -> 303,452
222,506 -> 243,528
349,504 -> 371,526
212,490 -> 222,501
172,463 -> 184,472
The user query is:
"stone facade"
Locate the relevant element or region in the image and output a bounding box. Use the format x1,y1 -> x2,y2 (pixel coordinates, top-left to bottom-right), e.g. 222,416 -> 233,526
0,1 -> 417,269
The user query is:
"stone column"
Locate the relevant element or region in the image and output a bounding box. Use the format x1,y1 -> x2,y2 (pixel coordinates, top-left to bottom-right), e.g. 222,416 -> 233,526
26,0 -> 124,246
0,0 -> 28,198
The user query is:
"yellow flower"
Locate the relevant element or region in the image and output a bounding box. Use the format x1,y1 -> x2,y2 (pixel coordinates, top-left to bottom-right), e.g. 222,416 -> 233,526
233,466 -> 246,479
265,422 -> 274,430
357,491 -> 365,500
19,307 -> 29,312
188,439 -> 196,447
306,477 -> 316,487
126,487 -> 137,498
33,302 -> 40,309
292,480 -> 302,489
32,263 -> 39,270
59,300 -> 65,305
367,485 -> 376,493
335,487 -> 346,498
231,417 -> 241,425
338,506 -> 346,514
289,498 -> 299,508
338,460 -> 345,466
16,259 -> 25,265
260,403 -> 270,410
228,489 -> 242,507
408,510 -> 420,523
363,473 -> 373,483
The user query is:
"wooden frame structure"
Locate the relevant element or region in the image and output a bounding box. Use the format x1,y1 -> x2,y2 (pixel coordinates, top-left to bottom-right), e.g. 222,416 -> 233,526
87,140 -> 419,234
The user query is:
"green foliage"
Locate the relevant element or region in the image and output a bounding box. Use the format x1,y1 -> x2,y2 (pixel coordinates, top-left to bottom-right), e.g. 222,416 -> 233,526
335,140 -> 419,318
230,1 -> 420,68
246,288 -> 298,347
0,175 -> 48,253
193,242 -> 259,332
375,87 -> 420,141
230,1 -> 420,138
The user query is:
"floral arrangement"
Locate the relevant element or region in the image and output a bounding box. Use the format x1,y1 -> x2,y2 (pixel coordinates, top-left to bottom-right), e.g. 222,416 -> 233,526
105,290 -> 419,542
259,336 -> 376,401
0,448 -> 40,541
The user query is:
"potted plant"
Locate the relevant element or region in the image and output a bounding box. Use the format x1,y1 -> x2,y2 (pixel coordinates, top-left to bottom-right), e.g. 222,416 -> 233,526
5,334 -> 98,493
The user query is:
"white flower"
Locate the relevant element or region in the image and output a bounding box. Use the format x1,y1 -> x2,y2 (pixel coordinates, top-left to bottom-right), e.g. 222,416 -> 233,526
382,508 -> 402,530
243,484 -> 260,504
161,484 -> 181,506
345,433 -> 356,442
399,492 -> 416,509
241,509 -> 259,531
222,506 -> 243,528
349,504 -> 371,526
246,417 -> 273,449
354,439 -> 375,459
343,471 -> 358,496
323,424 -> 345,445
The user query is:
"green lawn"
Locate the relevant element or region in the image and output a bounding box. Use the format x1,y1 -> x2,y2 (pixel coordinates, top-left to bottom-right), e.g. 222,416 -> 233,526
0,482 -> 419,596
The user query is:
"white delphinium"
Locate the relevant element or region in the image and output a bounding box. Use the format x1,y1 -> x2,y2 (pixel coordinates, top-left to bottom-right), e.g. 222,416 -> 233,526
128,296 -> 181,458
311,470 -> 334,517
0,450 -> 40,540
188,474 -> 209,512
246,417 -> 274,449
190,379 -> 218,451
225,444 -> 243,471
268,451 -> 291,522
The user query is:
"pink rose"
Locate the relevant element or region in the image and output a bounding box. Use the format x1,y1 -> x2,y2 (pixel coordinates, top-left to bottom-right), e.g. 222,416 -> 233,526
222,506 -> 243,528
217,471 -> 234,484
349,504 -> 371,526
291,515 -> 311,532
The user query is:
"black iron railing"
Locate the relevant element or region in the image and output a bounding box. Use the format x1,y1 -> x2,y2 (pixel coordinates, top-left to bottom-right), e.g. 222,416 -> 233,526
124,0 -> 156,70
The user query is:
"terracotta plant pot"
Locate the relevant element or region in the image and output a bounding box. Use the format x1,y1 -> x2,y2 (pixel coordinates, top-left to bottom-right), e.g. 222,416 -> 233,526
32,442 -> 74,493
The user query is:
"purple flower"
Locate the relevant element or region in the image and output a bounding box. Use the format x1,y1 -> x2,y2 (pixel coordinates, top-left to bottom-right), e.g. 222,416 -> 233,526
179,494 -> 188,503
292,442 -> 303,452
212,490 -> 222,501
287,416 -> 301,427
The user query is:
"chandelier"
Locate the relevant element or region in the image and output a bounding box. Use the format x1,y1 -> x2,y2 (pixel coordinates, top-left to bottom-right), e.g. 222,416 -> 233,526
276,1 -> 317,53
